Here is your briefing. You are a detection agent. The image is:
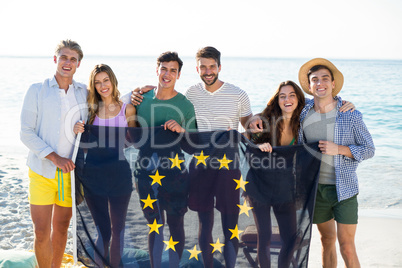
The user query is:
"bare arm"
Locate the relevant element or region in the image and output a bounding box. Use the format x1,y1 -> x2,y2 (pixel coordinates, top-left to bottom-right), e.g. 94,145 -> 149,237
125,103 -> 137,127
318,112 -> 375,161
247,114 -> 264,133
164,120 -> 185,133
338,145 -> 354,158
130,85 -> 156,105
339,100 -> 355,113
258,142 -> 273,153
240,114 -> 253,130
318,141 -> 354,158
45,152 -> 75,173
73,121 -> 85,134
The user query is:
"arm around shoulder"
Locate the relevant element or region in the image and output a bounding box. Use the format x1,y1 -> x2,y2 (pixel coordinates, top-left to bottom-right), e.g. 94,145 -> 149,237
130,85 -> 155,106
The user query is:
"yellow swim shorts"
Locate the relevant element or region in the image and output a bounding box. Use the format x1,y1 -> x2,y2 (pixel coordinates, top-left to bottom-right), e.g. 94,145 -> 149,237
28,168 -> 72,207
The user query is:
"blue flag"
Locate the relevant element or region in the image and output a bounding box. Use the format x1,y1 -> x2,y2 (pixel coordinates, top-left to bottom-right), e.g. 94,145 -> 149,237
75,125 -> 320,267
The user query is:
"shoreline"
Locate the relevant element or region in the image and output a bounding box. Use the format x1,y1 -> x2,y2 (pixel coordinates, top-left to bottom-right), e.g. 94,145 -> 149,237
308,209 -> 402,267
358,208 -> 402,219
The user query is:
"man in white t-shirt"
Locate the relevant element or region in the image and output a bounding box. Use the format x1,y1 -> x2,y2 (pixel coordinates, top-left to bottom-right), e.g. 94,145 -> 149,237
130,46 -> 252,268
20,40 -> 87,268
186,47 -> 252,268
184,47 -> 252,132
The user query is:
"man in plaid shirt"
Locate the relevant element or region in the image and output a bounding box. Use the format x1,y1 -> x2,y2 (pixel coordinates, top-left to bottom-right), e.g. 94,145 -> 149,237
298,58 -> 375,268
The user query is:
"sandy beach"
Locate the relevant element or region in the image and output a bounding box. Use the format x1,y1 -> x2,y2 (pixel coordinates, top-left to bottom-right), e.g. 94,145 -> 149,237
309,209 -> 402,267
1,55 -> 401,267
0,152 -> 401,267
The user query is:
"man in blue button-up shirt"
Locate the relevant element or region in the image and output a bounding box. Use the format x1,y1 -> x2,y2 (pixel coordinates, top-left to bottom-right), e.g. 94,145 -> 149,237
298,58 -> 375,268
20,40 -> 87,268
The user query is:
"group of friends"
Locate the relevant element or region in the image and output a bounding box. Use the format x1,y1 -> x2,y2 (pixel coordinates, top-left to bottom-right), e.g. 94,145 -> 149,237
20,39 -> 375,268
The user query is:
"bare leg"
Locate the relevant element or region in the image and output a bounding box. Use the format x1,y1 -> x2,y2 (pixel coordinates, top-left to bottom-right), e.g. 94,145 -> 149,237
109,194 -> 131,268
51,205 -> 72,268
317,219 -> 337,268
198,210 -> 214,268
167,214 -> 185,267
30,204 -> 53,268
221,212 -> 239,268
251,203 -> 272,268
337,223 -> 360,268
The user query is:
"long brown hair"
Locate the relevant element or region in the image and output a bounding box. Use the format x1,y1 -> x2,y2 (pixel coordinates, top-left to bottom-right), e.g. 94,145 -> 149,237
254,80 -> 305,146
87,64 -> 120,124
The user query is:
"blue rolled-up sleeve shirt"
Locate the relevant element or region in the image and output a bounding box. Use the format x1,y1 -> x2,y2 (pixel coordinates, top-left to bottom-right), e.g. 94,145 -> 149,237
298,97 -> 375,201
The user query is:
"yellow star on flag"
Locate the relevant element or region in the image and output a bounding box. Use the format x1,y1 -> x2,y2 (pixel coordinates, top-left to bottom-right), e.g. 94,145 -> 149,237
147,219 -> 163,234
210,238 -> 225,253
169,154 -> 185,170
141,194 -> 157,210
217,154 -> 233,170
229,224 -> 244,240
187,245 -> 202,260
194,151 -> 209,166
238,201 -> 253,217
149,170 -> 165,186
233,175 -> 249,191
164,236 -> 179,252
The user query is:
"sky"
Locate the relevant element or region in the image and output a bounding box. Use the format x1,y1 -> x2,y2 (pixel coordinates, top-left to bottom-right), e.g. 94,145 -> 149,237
1,0 -> 402,60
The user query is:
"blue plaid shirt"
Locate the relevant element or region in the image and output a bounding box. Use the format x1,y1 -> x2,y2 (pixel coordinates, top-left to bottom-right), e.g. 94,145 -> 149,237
298,97 -> 375,201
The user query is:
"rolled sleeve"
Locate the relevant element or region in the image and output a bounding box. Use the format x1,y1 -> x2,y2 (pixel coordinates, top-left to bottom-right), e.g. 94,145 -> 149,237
349,112 -> 375,163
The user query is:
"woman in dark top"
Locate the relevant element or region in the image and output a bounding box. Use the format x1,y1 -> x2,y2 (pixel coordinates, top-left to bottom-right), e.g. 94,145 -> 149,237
246,80 -> 305,268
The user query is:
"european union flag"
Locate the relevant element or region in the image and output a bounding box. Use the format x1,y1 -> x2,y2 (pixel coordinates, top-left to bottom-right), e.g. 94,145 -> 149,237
74,125 -> 320,268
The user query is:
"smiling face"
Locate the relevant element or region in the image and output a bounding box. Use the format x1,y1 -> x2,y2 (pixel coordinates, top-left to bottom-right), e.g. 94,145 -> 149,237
308,68 -> 335,100
278,85 -> 298,117
157,61 -> 181,90
94,72 -> 114,100
54,48 -> 80,80
196,57 -> 221,86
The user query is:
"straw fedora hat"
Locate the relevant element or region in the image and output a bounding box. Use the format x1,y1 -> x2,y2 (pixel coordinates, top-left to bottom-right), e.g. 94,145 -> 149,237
298,58 -> 344,97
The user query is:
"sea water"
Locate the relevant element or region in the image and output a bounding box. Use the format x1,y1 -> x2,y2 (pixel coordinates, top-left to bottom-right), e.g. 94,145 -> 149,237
1,56 -> 401,209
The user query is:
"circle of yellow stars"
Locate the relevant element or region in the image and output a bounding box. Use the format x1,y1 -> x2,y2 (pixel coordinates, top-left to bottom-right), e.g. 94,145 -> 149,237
140,151 -> 256,261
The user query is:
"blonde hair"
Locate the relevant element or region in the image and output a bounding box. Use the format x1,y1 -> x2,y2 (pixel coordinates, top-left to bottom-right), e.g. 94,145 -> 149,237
87,64 -> 120,124
55,39 -> 83,61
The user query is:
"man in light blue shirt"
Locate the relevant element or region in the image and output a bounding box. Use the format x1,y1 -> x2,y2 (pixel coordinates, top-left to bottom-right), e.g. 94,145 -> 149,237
298,58 -> 375,268
20,40 -> 87,268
